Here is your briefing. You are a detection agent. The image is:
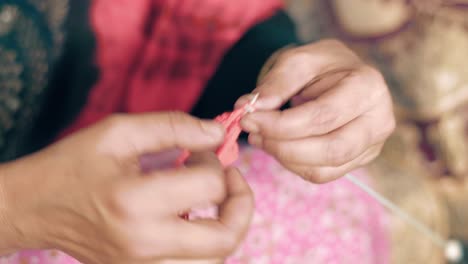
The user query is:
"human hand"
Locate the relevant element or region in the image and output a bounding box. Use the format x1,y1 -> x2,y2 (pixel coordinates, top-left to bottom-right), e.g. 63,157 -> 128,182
236,40 -> 395,183
0,113 -> 253,264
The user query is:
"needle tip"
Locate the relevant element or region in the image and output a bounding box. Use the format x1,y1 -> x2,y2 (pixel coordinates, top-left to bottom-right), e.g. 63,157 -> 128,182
250,93 -> 259,105
245,93 -> 260,113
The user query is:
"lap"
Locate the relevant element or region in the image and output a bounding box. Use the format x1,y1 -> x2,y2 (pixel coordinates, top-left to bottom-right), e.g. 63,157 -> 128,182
227,147 -> 389,264
0,147 -> 389,264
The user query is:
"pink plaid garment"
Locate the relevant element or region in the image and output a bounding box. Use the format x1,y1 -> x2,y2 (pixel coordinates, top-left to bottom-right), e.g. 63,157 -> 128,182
60,0 -> 283,137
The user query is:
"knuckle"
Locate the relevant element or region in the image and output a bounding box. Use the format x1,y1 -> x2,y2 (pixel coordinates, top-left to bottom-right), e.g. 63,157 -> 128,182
119,238 -> 139,258
360,146 -> 383,166
199,166 -> 226,201
283,49 -> 310,62
164,111 -> 191,141
309,104 -> 339,134
105,185 -> 138,221
100,114 -> 131,141
101,188 -> 163,261
360,64 -> 382,78
274,148 -> 290,163
368,147 -> 383,162
116,222 -> 165,259
166,111 -> 190,123
297,167 -> 329,183
216,232 -> 240,256
263,140 -> 285,159
325,137 -> 355,166
120,237 -> 149,260
279,49 -> 313,73
317,39 -> 355,57
313,39 -> 360,63
165,111 -> 209,141
165,111 -> 190,130
358,65 -> 388,96
374,107 -> 396,142
278,52 -> 314,88
104,114 -> 128,128
347,66 -> 390,109
277,47 -> 294,61
347,66 -> 369,86
275,112 -> 294,136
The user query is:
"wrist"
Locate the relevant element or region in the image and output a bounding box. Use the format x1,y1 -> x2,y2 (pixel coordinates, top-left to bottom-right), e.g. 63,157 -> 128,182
0,156 -> 54,254
0,162 -> 25,255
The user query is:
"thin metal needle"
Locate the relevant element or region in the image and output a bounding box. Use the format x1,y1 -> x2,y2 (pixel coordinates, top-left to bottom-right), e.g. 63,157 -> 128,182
245,93 -> 259,113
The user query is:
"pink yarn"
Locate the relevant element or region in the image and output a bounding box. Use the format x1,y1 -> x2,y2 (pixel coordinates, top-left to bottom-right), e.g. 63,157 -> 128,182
176,105 -> 250,167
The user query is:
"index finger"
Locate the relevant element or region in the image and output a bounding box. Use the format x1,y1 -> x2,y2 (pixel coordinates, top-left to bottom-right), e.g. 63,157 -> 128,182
235,40 -> 361,110
124,152 -> 227,215
97,112 -> 225,159
242,66 -> 384,139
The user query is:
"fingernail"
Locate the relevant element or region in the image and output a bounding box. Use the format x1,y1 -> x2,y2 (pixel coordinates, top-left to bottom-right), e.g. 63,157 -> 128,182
201,121 -> 225,140
249,134 -> 263,147
241,116 -> 260,133
255,96 -> 282,110
139,149 -> 182,172
235,94 -> 256,109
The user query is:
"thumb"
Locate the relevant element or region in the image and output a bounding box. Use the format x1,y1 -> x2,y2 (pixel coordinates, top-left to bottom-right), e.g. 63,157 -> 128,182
235,54 -> 312,111
218,167 -> 254,242
97,112 -> 225,159
235,41 -> 361,111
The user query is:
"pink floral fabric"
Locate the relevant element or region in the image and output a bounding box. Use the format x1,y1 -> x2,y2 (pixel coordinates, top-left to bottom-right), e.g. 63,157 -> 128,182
0,147 -> 389,264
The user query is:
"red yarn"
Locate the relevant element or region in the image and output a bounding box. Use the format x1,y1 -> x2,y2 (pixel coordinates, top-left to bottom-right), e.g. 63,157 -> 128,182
59,0 -> 282,138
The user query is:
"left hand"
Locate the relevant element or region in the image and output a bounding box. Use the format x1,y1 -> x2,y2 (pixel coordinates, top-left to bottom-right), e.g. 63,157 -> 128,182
236,39 -> 395,183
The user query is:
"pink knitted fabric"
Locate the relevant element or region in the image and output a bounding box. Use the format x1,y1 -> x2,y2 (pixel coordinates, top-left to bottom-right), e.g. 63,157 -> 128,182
0,147 -> 390,264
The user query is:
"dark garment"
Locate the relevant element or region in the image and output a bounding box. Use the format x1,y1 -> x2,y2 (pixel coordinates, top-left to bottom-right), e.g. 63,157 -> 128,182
0,0 -> 69,161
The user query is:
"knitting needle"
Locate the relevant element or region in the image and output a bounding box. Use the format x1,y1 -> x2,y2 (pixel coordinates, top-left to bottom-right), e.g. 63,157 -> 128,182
244,93 -> 259,114
345,173 -> 463,262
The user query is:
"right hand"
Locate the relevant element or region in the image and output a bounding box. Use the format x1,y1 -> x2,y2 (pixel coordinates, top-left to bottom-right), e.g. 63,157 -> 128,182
0,112 -> 254,264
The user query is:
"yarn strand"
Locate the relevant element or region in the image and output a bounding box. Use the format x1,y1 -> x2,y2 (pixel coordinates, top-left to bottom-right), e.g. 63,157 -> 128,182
345,174 -> 463,262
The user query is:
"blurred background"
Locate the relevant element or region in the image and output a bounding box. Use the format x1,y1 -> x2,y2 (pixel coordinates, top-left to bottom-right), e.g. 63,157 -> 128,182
284,0 -> 468,263
2,0 -> 468,263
